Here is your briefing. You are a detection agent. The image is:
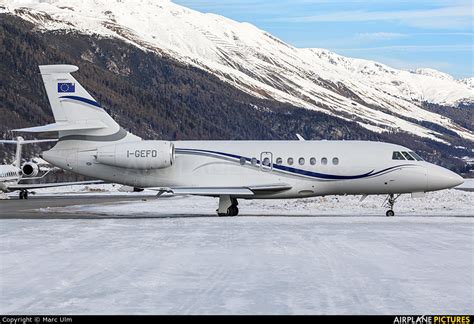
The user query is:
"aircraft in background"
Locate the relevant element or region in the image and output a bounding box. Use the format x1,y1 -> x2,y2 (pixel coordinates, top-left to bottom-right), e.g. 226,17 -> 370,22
0,136 -> 102,199
14,65 -> 464,215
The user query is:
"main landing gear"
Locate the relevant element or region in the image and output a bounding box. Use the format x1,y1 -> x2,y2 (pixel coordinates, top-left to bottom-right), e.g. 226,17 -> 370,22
217,195 -> 239,217
384,193 -> 400,217
19,190 -> 28,200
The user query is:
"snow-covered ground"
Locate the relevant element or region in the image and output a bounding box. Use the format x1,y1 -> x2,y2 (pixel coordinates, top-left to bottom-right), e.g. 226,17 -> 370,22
40,187 -> 473,217
0,186 -> 473,314
1,212 -> 472,314
1,183 -> 159,199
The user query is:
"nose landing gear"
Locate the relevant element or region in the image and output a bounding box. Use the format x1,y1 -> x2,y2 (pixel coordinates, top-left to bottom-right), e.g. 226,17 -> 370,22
384,193 -> 400,216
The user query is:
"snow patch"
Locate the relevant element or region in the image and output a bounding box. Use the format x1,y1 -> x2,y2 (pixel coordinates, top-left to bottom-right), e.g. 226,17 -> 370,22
42,188 -> 473,217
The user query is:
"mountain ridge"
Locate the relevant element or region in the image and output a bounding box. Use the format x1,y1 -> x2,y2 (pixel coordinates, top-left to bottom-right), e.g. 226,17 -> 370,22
1,0 -> 473,145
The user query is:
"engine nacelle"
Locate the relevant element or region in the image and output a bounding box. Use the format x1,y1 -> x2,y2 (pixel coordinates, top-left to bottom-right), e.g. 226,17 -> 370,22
95,141 -> 175,170
21,162 -> 39,177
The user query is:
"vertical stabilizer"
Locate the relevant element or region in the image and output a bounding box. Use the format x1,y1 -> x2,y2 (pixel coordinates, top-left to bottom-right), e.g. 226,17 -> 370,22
14,136 -> 23,169
37,65 -> 138,141
13,65 -> 140,149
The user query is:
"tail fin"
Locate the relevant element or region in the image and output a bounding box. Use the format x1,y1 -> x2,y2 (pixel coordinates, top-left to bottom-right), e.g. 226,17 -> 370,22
0,136 -> 23,168
15,65 -> 139,142
0,137 -> 57,168
14,136 -> 23,169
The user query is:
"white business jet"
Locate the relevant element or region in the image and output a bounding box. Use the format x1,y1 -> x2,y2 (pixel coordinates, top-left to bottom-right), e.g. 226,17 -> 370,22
14,65 -> 464,215
0,136 -> 102,199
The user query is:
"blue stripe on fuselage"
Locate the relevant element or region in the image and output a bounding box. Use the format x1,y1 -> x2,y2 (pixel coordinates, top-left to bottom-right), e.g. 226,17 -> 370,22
176,148 -> 415,180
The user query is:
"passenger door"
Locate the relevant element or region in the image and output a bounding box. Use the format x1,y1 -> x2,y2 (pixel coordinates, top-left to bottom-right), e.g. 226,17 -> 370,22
260,152 -> 273,172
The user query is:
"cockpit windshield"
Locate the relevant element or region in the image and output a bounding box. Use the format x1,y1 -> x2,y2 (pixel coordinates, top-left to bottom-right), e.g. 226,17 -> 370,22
409,151 -> 424,161
392,151 -> 424,161
392,151 -> 405,160
401,152 -> 415,160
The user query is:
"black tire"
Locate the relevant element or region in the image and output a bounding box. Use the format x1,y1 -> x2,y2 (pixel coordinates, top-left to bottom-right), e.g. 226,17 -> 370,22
19,192 -> 23,199
386,210 -> 395,217
232,206 -> 239,216
24,191 -> 28,199
227,205 -> 239,216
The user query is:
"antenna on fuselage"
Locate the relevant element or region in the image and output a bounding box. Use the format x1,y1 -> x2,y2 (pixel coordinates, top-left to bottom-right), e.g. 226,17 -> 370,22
296,134 -> 305,141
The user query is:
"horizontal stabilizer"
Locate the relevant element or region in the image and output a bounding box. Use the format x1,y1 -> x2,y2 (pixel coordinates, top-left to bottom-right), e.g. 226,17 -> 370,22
14,121 -> 108,133
0,139 -> 57,144
39,65 -> 79,74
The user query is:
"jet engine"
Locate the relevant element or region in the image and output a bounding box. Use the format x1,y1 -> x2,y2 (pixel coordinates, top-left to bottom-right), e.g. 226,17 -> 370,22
95,141 -> 175,170
21,162 -> 39,177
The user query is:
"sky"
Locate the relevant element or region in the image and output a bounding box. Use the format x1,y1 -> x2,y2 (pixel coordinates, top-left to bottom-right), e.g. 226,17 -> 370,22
173,0 -> 473,79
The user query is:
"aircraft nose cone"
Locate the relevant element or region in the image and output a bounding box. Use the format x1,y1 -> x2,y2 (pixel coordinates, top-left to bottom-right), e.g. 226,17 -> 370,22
427,166 -> 464,191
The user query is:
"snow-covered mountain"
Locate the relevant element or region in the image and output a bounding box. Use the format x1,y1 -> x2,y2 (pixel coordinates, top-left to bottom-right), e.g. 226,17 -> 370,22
458,77 -> 474,90
1,0 -> 473,143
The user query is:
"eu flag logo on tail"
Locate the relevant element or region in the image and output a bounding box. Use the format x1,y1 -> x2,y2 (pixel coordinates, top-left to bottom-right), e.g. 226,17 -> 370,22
57,82 -> 75,93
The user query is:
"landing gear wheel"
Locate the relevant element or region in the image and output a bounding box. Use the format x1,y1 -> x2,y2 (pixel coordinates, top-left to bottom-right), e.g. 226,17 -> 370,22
228,205 -> 239,217
386,210 -> 395,217
383,193 -> 400,217
217,196 -> 239,216
24,191 -> 28,199
19,191 -> 24,199
218,205 -> 239,217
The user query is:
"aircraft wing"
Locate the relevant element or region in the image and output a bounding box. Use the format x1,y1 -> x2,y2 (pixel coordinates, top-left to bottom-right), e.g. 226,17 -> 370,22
7,180 -> 104,190
149,183 -> 292,196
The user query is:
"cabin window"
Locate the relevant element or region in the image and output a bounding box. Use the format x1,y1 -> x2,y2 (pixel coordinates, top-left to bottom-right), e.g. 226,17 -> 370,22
401,151 -> 415,161
240,157 -> 246,165
332,157 -> 339,165
310,157 -> 316,165
287,157 -> 294,165
409,151 -> 424,161
262,157 -> 271,167
392,151 -> 405,160
251,158 -> 257,166
299,157 -> 305,165
321,157 -> 328,165
276,157 -> 283,165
